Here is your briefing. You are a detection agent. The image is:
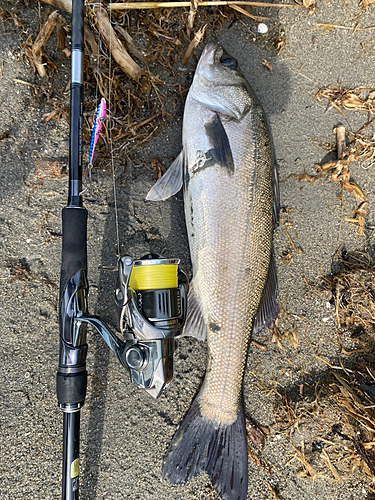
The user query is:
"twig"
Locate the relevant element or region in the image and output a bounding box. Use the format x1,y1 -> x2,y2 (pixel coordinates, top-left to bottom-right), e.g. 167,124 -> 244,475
109,1 -> 300,10
41,0 -> 72,12
92,4 -> 143,82
32,10 -> 60,77
115,25 -> 148,64
186,0 -> 200,37
181,24 -> 206,65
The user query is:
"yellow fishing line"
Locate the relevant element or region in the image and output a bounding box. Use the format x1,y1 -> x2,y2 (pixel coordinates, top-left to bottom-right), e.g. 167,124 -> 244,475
129,264 -> 178,290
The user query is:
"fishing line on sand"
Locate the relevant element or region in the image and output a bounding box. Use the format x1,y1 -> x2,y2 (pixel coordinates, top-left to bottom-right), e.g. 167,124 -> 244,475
107,1 -> 121,257
86,1 -> 120,257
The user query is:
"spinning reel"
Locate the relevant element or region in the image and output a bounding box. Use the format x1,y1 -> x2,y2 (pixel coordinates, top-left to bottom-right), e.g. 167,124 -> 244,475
71,254 -> 188,399
114,254 -> 188,397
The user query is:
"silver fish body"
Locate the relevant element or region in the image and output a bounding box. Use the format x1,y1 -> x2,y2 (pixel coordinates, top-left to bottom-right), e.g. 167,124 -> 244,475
146,42 -> 278,500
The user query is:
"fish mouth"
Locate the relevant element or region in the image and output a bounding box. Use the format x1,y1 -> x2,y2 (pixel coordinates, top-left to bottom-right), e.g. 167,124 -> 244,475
197,41 -> 223,71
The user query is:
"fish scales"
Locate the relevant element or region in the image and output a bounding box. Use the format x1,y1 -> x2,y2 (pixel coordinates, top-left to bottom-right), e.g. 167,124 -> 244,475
185,100 -> 273,425
146,41 -> 278,500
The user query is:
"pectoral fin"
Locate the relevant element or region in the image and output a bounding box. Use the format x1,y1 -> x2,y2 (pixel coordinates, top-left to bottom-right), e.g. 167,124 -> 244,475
204,114 -> 234,174
146,152 -> 184,201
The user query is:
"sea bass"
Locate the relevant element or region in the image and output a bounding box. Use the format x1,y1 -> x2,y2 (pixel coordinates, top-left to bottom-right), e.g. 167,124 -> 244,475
146,42 -> 279,500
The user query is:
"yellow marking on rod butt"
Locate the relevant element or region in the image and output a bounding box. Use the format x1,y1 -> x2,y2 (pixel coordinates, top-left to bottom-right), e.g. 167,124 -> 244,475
71,458 -> 79,479
129,264 -> 178,290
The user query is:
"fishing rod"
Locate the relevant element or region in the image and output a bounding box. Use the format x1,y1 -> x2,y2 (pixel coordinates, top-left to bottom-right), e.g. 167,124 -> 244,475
57,2 -> 188,499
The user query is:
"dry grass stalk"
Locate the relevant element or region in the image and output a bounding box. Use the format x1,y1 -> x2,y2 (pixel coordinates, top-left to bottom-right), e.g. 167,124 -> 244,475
291,443 -> 319,480
229,3 -> 268,21
181,24 -> 206,65
32,10 -> 61,77
186,0 -> 200,37
115,25 -> 148,64
93,5 -> 143,82
303,0 -> 316,8
302,0 -> 317,14
109,1 -> 300,9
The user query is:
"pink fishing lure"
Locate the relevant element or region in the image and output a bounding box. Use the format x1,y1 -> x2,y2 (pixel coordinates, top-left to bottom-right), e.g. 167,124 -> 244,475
88,97 -> 106,166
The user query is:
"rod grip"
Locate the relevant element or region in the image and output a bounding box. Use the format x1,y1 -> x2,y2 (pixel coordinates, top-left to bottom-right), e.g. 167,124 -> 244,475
57,371 -> 87,406
60,207 -> 88,301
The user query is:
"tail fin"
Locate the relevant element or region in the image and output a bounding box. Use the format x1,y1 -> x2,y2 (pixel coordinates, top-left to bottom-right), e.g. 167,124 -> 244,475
161,393 -> 248,500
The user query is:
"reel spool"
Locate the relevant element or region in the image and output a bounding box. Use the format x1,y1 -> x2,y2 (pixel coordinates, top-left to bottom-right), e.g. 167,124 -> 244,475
115,254 -> 188,398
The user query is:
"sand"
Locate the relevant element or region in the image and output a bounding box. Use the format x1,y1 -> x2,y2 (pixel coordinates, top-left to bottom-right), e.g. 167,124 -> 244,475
1,1 -> 375,499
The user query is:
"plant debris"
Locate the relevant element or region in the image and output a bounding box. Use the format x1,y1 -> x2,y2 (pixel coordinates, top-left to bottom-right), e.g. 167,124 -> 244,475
279,207 -> 304,264
274,370 -> 375,484
322,250 -> 375,335
288,124 -> 374,237
269,249 -> 375,485
8,258 -> 57,290
360,0 -> 375,9
316,85 -> 375,116
21,0 -> 292,183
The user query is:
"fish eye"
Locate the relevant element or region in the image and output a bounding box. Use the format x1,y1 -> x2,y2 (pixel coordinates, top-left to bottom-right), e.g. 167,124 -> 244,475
220,55 -> 237,68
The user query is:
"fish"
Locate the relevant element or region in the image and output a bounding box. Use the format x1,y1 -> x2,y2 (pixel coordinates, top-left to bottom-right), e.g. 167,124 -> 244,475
146,41 -> 279,500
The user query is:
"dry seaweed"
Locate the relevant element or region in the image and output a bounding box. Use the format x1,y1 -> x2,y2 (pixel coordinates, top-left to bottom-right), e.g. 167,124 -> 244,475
270,250 -> 375,484
316,85 -> 375,116
322,250 -> 375,335
273,372 -> 375,484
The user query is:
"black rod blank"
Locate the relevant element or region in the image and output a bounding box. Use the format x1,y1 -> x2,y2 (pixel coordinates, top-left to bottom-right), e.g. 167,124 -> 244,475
62,412 -> 80,500
68,0 -> 84,207
58,1 -> 88,500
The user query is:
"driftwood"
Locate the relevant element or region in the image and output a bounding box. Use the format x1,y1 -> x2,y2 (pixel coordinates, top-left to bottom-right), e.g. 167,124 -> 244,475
92,5 -> 143,81
32,10 -> 61,77
41,0 -> 72,12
